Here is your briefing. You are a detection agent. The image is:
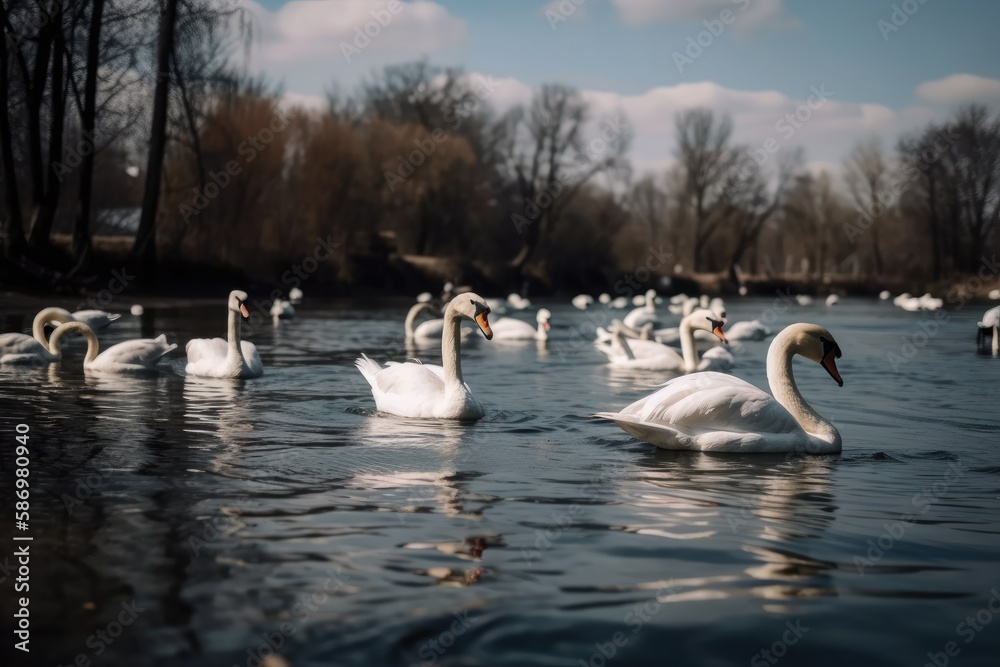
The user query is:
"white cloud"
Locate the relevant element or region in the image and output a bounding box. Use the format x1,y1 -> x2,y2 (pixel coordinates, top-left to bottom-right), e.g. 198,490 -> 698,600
915,74 -> 1000,107
610,0 -> 798,34
240,0 -> 468,64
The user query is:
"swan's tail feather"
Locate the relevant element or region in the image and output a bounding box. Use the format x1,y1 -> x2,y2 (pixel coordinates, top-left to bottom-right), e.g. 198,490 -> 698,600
354,354 -> 381,387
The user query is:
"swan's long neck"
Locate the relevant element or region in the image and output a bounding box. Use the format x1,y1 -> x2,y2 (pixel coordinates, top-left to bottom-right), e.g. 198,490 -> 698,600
227,308 -> 243,359
49,322 -> 100,363
441,308 -> 464,387
993,324 -> 998,355
678,316 -> 700,372
613,330 -> 636,360
32,307 -> 71,344
645,291 -> 656,313
405,303 -> 432,338
536,321 -> 546,340
766,332 -> 840,448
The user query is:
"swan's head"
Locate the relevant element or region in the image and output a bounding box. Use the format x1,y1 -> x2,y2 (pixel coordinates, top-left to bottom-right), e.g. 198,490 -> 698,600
792,324 -> 844,387
228,290 -> 251,320
686,308 -> 728,344
451,293 -> 493,340
536,308 -> 551,331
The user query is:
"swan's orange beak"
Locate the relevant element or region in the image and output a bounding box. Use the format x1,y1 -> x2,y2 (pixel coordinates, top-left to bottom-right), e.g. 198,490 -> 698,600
475,310 -> 493,340
543,321 -> 550,331
709,318 -> 728,344
239,302 -> 250,319
821,350 -> 843,387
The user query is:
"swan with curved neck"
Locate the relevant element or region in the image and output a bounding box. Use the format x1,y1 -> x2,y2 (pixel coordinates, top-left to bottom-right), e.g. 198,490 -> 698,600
623,289 -> 658,329
594,323 -> 844,453
491,308 -> 551,341
404,301 -> 454,343
185,290 -> 263,378
48,321 -> 177,373
596,309 -> 728,372
0,308 -> 73,364
356,293 -> 493,419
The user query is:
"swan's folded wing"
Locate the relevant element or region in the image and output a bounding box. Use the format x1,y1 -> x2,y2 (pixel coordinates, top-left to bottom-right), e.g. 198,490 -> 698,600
98,338 -> 177,365
372,362 -> 445,396
186,337 -> 228,363
618,373 -> 803,436
0,333 -> 44,358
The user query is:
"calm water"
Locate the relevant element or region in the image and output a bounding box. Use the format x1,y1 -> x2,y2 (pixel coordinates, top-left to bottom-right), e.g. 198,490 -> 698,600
1,296 -> 998,667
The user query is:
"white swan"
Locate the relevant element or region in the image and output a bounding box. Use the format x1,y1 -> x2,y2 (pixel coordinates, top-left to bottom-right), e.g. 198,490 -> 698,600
794,295 -> 813,306
990,289 -> 1000,301
978,306 -> 999,355
491,308 -> 550,341
611,296 -> 629,309
595,319 -> 653,344
185,290 -> 263,379
270,300 -> 295,319
355,293 -> 494,420
289,287 -> 303,305
594,323 -> 844,453
879,290 -> 891,300
49,322 -> 176,373
0,308 -> 73,364
68,309 -> 121,331
507,293 -> 531,310
572,294 -> 593,310
623,289 -> 659,329
598,293 -> 611,304
738,286 -> 748,296
667,297 -> 699,316
405,302 -> 461,343
724,319 -> 772,342
595,309 -> 729,372
825,294 -> 839,306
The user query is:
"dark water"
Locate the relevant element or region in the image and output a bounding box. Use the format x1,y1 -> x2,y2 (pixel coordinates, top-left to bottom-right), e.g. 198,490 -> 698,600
1,296 -> 998,667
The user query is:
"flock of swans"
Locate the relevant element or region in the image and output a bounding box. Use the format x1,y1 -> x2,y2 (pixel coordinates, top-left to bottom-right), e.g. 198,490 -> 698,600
2,283 -> 996,455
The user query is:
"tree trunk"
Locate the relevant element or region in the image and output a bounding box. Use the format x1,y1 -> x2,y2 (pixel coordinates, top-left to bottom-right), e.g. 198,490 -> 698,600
0,5 -> 26,260
71,0 -> 106,267
29,2 -> 66,250
129,0 -> 179,286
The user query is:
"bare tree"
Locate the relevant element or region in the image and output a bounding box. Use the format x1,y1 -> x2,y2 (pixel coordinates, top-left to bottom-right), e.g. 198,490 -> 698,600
947,105 -> 1000,272
674,108 -> 736,271
629,174 -> 669,249
844,138 -> 889,276
503,84 -> 630,272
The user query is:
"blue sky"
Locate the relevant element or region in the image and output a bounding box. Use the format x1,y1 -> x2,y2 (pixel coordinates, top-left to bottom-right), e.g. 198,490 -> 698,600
242,0 -> 1000,174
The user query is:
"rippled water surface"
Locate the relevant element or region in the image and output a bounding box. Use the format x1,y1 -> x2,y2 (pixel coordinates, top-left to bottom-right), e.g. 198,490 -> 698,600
1,296 -> 998,667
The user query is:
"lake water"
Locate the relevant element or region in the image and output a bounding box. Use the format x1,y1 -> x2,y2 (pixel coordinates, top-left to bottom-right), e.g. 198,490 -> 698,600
1,295 -> 998,667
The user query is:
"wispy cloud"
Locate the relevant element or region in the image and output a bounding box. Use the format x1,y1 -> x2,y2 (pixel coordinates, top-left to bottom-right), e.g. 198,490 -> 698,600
916,74 -> 1000,107
610,0 -> 798,34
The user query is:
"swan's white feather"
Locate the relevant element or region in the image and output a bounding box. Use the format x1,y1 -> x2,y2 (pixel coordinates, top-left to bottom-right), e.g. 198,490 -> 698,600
89,335 -> 177,373
594,372 -> 812,452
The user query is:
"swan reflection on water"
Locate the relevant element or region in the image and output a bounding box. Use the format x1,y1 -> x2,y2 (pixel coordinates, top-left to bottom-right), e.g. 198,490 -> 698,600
620,451 -> 838,605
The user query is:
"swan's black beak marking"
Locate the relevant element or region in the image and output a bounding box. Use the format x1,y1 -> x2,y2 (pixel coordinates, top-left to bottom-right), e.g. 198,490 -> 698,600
820,336 -> 843,387
708,317 -> 728,345
474,303 -> 493,340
